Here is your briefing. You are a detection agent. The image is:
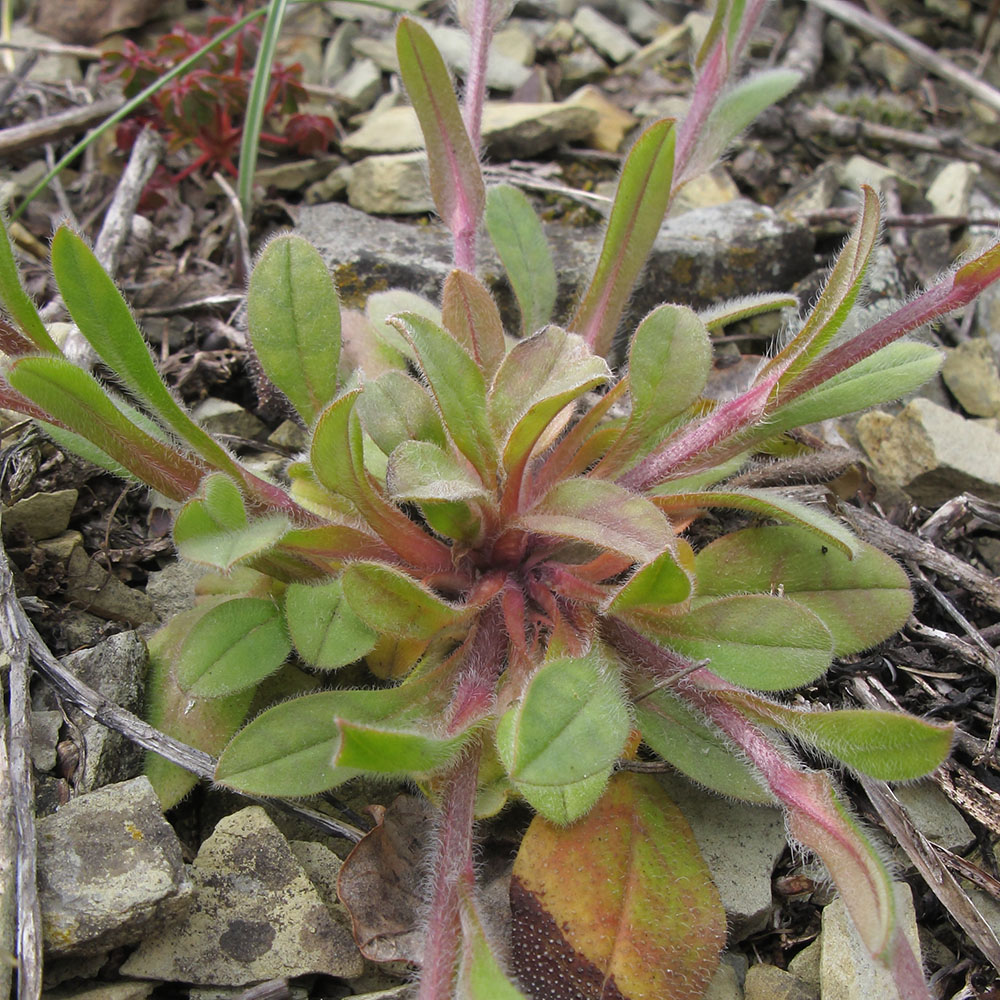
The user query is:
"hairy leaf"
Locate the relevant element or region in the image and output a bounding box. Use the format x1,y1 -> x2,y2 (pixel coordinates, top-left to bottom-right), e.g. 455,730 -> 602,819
0,210 -> 59,352
387,440 -> 489,503
570,120 -> 676,357
695,525 -> 912,655
459,891 -> 529,999
519,478 -> 674,563
496,649 -> 630,824
333,720 -> 470,774
441,269 -> 506,379
699,292 -> 798,331
606,547 -> 693,614
484,184 -> 557,336
356,371 -> 448,454
644,594 -> 834,691
366,288 -> 441,358
285,578 -> 378,669
510,772 -> 725,1000
248,235 -> 340,425
176,597 -> 290,697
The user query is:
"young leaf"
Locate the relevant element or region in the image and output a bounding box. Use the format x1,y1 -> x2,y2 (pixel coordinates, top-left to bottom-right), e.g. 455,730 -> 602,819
356,371 -> 448,455
605,548 -> 693,615
284,578 -> 378,670
7,356 -> 206,502
145,599 -> 257,808
510,772 -> 725,1000
699,291 -> 798,331
0,210 -> 59,353
247,235 -> 340,426
653,488 -> 859,559
634,687 -> 774,804
518,478 -> 674,564
341,561 -> 468,639
441,269 -> 506,379
332,719 -> 470,774
695,525 -> 913,655
458,891 -> 529,1000
49,227 -> 239,477
570,120 -> 676,357
396,17 -> 485,264
175,597 -> 290,697
724,692 -> 954,781
484,184 -> 557,336
496,648 -> 630,824
390,312 -> 497,485
641,594 -> 834,691
387,440 -> 490,504
365,288 -> 441,359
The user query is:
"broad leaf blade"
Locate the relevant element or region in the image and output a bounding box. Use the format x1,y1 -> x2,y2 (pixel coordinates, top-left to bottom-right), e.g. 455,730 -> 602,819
606,547 -> 693,614
176,597 -> 290,697
496,648 -> 630,824
0,210 -> 59,353
441,269 -> 506,379
333,719 -> 469,774
387,440 -> 489,503
510,772 -> 725,1000
518,478 -> 674,563
458,892 -> 530,1000
356,371 -> 448,454
396,17 -> 485,245
248,235 -> 340,425
484,184 -> 556,336
695,525 -> 912,655
645,594 -> 834,691
285,578 -> 378,669
570,120 -> 676,357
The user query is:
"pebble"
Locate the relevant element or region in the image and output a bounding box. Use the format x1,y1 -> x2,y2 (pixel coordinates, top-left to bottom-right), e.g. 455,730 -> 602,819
347,152 -> 433,215
941,338 -> 1000,418
565,84 -> 638,152
330,56 -> 383,113
926,161 -> 981,219
572,6 -> 640,64
1,488 -> 78,542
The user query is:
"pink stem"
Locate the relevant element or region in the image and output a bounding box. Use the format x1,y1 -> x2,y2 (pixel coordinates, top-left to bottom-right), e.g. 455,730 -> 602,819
417,745 -> 481,1000
461,0 -> 492,155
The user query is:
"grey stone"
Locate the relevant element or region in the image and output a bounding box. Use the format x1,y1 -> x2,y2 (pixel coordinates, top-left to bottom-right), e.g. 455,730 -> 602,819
268,419 -> 308,452
841,155 -> 918,202
1,489 -> 78,542
661,775 -> 787,939
671,166 -> 741,215
331,57 -> 383,113
893,779 -> 974,852
572,6 -> 640,64
63,547 -> 156,627
558,44 -> 610,88
38,776 -> 192,957
623,0 -> 668,42
819,883 -> 922,1000
190,397 -> 267,440
350,34 -> 398,73
415,18 -> 533,90
120,806 -> 363,984
787,937 -> 821,985
253,158 -> 340,193
623,21 -> 691,71
41,981 -> 156,1000
348,152 -> 433,215
321,20 -> 361,82
857,398 -> 1000,505
143,559 -> 210,624
565,84 -> 637,152
493,24 -> 538,67
30,710 -> 63,773
778,161 -> 842,216
926,161 -> 980,218
942,338 -> 1000,418
744,963 -> 818,1000
10,24 -> 82,83
860,42 -> 923,92
704,960 -> 743,1000
343,102 -> 598,160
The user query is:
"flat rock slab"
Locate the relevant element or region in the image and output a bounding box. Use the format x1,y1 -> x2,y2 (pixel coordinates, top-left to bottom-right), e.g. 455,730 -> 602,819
295,199 -> 812,351
38,776 -> 192,957
120,806 -> 363,985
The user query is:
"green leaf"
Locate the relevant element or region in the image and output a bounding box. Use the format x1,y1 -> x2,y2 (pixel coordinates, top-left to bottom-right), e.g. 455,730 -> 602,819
695,69 -> 801,173
387,440 -> 489,503
606,547 -> 693,614
570,120 -> 676,357
247,235 -> 340,426
764,341 -> 943,435
458,893 -> 530,1000
145,599 -> 257,808
510,772 -> 725,1000
342,561 -> 468,639
365,288 -> 441,358
356,371 -> 448,455
645,594 -> 834,691
7,356 -> 205,502
698,292 -> 799,331
390,312 -> 497,484
396,17 -> 485,242
695,525 -> 913,655
726,692 -> 954,781
0,209 -> 59,352
175,597 -> 290,697
518,478 -> 674,564
496,648 -> 630,824
332,719 -> 469,773
489,327 -> 609,499
50,227 -> 237,476
653,488 -> 859,559
284,578 -> 378,669
634,687 -> 774,804
441,269 -> 506,380
484,184 -> 557,336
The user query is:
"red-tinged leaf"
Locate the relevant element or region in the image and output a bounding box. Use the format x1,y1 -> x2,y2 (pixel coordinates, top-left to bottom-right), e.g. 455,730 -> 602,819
510,771 -> 725,1000
570,120 -> 676,357
272,522 -> 395,574
396,17 -> 485,262
0,211 -> 59,353
695,525 -> 912,656
441,269 -> 506,379
953,240 -> 1000,299
8,356 -> 207,502
247,235 -> 340,426
518,477 -> 674,564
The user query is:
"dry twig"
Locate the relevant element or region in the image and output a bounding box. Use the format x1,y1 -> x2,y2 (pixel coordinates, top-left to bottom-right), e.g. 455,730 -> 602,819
0,96 -> 122,158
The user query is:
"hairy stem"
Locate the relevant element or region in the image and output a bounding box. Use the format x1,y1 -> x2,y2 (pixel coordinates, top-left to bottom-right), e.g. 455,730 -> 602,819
418,745 -> 482,1000
462,0 -> 492,155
